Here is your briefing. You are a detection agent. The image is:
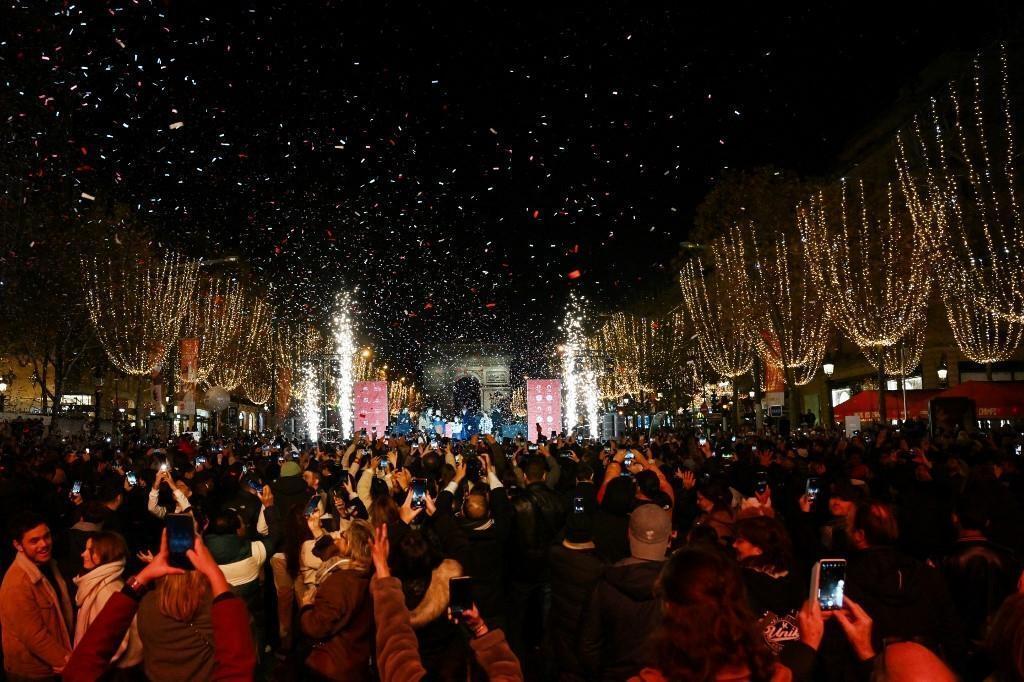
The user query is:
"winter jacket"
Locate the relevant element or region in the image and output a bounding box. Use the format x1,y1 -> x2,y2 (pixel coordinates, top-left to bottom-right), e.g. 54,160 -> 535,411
299,561 -> 373,681
406,558 -> 467,679
579,557 -> 665,682
72,560 -> 142,668
371,575 -> 523,682
136,586 -> 217,681
272,475 -> 312,533
592,509 -> 631,564
939,534 -> 1020,646
0,552 -> 74,678
434,482 -> 512,623
549,543 -> 607,679
511,482 -> 567,583
64,589 -> 256,682
740,566 -> 806,657
846,546 -> 964,663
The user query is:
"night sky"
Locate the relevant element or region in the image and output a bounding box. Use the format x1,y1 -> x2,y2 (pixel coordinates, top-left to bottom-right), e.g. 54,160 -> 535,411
2,1 -> 1021,373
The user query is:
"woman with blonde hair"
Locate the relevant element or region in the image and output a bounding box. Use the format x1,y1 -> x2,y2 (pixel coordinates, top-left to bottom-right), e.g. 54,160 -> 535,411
299,520 -> 376,681
73,531 -> 143,675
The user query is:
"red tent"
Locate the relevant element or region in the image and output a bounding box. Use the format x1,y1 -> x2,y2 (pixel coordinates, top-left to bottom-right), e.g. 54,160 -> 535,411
933,381 -> 1024,419
833,389 -> 944,423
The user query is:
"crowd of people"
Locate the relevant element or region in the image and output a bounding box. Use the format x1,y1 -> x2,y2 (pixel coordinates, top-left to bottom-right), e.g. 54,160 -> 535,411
0,415 -> 1022,681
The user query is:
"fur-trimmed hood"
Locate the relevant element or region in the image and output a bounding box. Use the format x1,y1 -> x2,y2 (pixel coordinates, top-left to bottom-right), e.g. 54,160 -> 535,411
408,558 -> 462,629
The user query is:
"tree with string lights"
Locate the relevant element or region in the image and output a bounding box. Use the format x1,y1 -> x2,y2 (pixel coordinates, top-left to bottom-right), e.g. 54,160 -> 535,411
83,246 -> 199,424
679,259 -> 754,431
800,179 -> 931,422
896,45 -> 1024,374
713,222 -> 830,423
589,311 -> 689,407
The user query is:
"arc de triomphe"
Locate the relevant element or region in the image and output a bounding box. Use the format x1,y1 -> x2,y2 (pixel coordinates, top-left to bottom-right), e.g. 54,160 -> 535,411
421,344 -> 511,416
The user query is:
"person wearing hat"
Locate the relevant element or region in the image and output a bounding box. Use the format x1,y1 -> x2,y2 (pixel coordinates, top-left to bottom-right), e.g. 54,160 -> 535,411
549,511 -> 607,681
269,459 -> 315,654
579,503 -> 673,682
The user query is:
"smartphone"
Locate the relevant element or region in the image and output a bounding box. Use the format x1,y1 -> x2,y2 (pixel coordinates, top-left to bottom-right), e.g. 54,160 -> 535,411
126,471 -> 138,487
810,558 -> 846,611
573,494 -> 585,515
528,443 -> 539,453
195,456 -> 207,466
377,459 -> 389,473
755,473 -> 768,495
247,478 -> 264,494
429,440 -> 438,450
159,462 -> 169,473
449,576 -> 473,617
805,477 -> 820,501
623,452 -> 635,467
410,478 -> 427,510
699,437 -> 707,446
303,495 -> 320,518
85,448 -> 90,454
71,480 -> 82,496
165,513 -> 195,570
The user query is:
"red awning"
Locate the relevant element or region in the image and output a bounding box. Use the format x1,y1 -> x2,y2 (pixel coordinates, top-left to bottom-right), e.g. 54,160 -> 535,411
833,389 -> 944,423
933,381 -> 1024,419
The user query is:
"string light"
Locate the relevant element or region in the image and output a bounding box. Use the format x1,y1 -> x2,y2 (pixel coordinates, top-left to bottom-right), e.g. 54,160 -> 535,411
589,311 -> 688,400
83,249 -> 199,376
800,180 -> 930,373
206,288 -> 272,392
896,44 -> 1024,362
510,384 -> 527,418
863,309 -> 927,377
333,293 -> 356,440
679,258 -> 754,381
389,380 -> 421,414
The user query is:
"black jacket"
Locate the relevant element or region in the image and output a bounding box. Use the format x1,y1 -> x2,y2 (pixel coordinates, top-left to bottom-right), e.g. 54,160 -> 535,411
271,475 -> 311,540
549,544 -> 607,680
579,557 -> 664,682
847,546 -> 965,666
511,482 -> 567,582
940,536 -> 1020,645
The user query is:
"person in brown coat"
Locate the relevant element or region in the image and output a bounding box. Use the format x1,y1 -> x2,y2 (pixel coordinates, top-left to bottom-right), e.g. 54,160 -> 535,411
298,520 -> 375,681
369,523 -> 524,682
0,512 -> 74,681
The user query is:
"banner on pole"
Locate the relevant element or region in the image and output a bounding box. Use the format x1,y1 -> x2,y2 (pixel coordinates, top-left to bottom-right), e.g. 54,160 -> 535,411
354,381 -> 389,435
527,379 -> 562,442
180,338 -> 199,385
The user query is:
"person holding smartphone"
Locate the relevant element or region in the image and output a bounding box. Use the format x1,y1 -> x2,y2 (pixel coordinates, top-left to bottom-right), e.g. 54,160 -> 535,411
64,529 -> 256,682
146,469 -> 191,520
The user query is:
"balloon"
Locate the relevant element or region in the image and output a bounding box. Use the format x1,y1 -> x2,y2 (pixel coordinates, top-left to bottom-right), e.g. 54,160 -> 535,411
205,386 -> 230,412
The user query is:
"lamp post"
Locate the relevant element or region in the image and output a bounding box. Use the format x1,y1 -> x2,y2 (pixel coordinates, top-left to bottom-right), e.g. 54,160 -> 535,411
937,354 -> 949,388
822,355 -> 835,431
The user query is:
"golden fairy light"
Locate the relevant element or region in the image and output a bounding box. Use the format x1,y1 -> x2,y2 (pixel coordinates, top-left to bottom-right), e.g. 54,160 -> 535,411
712,223 -> 827,386
242,342 -> 274,406
83,249 -> 199,375
679,258 -> 754,381
589,311 -> 688,400
510,384 -> 527,418
862,308 -> 927,378
896,44 -> 1024,362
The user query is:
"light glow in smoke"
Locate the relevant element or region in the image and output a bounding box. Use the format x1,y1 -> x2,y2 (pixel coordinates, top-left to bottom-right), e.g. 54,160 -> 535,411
301,362 -> 320,443
334,293 -> 356,440
561,294 -> 599,438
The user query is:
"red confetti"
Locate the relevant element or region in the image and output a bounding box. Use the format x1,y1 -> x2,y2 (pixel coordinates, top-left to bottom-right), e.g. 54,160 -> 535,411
567,269 -> 581,280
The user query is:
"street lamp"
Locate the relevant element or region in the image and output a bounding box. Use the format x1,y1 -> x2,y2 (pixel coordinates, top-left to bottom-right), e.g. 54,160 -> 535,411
823,355 -> 835,431
937,354 -> 949,386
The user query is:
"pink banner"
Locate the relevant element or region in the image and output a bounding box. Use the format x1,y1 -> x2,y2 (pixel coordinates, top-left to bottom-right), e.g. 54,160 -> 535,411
354,381 -> 389,436
527,379 -> 562,443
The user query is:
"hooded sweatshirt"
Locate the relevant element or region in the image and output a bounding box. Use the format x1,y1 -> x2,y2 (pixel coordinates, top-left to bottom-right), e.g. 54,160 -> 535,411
579,557 -> 665,682
73,559 -> 143,668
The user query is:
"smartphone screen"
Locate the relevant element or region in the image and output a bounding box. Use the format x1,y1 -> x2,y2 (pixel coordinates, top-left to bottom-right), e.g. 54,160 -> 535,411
755,473 -> 768,494
699,437 -> 707,446
573,494 -> 585,515
528,443 -> 539,453
411,478 -> 426,510
303,495 -> 320,518
159,462 -> 169,472
247,479 -> 264,494
449,576 -> 473,616
805,477 -> 820,500
816,559 -> 846,611
71,481 -> 82,496
126,471 -> 138,486
165,514 -> 195,570
623,452 -> 635,467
